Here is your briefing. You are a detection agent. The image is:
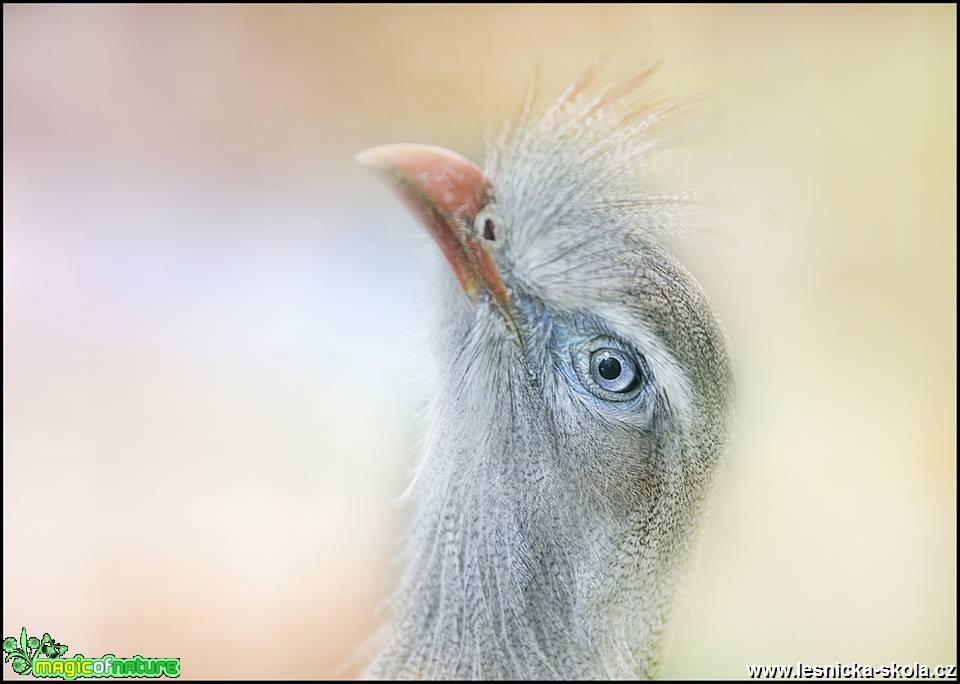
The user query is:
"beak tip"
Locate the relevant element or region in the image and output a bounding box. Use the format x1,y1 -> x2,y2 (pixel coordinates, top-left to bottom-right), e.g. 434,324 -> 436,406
355,146 -> 388,169
356,143 -> 472,173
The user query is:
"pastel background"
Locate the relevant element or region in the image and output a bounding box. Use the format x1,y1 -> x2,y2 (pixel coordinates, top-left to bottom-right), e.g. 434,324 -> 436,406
3,4 -> 955,679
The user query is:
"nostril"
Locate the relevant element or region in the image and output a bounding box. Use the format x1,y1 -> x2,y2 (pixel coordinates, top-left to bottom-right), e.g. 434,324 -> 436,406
483,218 -> 496,241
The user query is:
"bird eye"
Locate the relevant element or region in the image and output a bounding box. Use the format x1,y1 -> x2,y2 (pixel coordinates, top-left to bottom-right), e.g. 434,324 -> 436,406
570,337 -> 647,403
590,348 -> 639,393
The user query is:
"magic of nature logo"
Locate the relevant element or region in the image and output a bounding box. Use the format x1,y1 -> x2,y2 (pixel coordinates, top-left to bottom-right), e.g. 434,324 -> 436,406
3,628 -> 180,679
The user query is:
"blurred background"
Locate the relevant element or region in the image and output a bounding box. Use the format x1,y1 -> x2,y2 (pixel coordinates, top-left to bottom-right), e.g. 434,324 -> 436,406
3,4 -> 956,679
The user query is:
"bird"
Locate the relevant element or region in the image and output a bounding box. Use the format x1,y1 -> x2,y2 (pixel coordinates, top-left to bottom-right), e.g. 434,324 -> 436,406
355,64 -> 733,680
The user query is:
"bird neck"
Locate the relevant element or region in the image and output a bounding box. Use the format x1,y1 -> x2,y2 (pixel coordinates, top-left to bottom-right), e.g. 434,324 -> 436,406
366,391 -> 692,679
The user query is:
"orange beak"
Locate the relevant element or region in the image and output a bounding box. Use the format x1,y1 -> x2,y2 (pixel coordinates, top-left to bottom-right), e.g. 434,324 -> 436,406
357,143 -> 520,343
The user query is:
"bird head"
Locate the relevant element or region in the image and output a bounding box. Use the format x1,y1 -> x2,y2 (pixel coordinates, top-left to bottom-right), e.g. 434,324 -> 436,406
358,67 -> 733,680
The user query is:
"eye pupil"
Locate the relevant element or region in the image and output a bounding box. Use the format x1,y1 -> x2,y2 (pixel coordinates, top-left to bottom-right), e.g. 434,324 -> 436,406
598,357 -> 622,380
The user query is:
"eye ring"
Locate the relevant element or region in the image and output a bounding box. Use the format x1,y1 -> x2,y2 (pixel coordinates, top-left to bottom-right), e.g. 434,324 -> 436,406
571,337 -> 647,403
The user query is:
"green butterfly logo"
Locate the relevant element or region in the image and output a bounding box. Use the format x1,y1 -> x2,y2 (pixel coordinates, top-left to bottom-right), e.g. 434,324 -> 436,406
3,628 -> 68,676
